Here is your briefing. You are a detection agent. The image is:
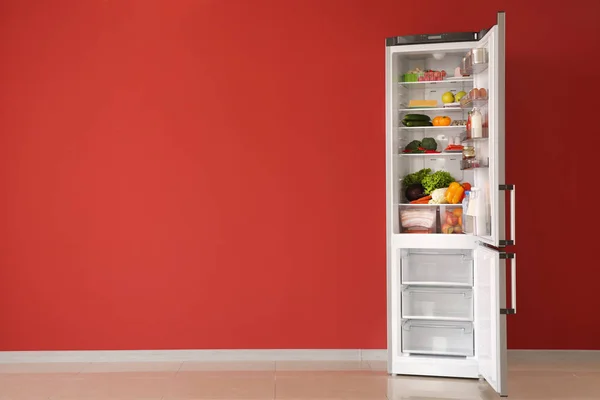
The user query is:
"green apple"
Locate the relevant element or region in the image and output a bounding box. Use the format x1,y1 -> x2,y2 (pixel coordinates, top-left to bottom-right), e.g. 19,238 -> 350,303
442,91 -> 455,104
455,91 -> 467,101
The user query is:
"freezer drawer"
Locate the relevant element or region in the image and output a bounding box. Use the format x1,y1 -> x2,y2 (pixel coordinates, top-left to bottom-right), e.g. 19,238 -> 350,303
402,287 -> 473,321
402,320 -> 474,357
401,250 -> 473,286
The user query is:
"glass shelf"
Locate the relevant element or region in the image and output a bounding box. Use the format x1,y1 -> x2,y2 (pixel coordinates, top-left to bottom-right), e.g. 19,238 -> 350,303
399,126 -> 465,130
398,78 -> 474,90
398,152 -> 461,157
399,107 -> 468,112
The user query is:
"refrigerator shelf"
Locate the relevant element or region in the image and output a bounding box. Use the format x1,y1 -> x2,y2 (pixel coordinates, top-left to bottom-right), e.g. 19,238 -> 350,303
399,107 -> 467,112
397,153 -> 458,157
398,78 -> 474,90
399,126 -> 464,130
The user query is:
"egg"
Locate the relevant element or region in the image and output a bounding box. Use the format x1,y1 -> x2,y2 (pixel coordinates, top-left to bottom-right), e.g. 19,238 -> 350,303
479,88 -> 488,99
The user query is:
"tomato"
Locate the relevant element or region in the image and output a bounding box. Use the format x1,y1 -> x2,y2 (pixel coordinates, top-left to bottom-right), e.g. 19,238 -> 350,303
432,116 -> 451,126
462,182 -> 472,191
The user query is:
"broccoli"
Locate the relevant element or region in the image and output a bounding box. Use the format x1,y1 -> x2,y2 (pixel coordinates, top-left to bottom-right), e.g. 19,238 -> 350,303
404,140 -> 422,151
421,137 -> 437,151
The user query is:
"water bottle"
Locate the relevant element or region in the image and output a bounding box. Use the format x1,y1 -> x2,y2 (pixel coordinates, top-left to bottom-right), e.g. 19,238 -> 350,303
462,191 -> 470,233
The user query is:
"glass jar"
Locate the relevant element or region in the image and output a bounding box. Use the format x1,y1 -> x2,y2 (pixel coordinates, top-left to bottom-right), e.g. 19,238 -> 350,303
463,146 -> 475,159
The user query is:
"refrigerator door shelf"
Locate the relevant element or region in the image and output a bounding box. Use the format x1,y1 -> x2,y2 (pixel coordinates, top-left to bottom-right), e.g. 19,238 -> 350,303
402,320 -> 474,357
402,286 -> 474,321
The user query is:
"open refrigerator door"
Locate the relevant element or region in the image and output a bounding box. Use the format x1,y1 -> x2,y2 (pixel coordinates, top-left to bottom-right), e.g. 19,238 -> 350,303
462,12 -> 513,247
474,244 -> 513,396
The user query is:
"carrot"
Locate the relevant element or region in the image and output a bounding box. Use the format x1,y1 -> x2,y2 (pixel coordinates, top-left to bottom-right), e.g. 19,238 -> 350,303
410,195 -> 432,204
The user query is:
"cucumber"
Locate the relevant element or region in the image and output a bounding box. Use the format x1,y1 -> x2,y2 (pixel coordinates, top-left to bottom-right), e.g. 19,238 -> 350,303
402,114 -> 431,122
402,120 -> 434,127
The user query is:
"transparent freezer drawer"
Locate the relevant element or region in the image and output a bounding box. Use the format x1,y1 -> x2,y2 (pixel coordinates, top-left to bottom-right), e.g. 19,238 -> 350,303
402,287 -> 473,321
402,320 -> 474,357
401,250 -> 473,286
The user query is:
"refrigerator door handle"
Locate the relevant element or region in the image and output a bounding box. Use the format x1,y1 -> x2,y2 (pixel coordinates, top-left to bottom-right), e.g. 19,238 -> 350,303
499,184 -> 516,246
499,252 -> 516,315
510,185 -> 516,245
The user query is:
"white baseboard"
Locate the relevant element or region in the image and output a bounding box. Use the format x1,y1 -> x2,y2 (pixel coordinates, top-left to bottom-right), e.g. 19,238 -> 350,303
0,349 -> 388,363
4,349 -> 594,364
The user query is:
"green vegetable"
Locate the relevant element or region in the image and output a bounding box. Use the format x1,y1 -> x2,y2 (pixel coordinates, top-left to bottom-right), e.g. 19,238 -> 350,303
403,168 -> 431,188
404,140 -> 422,151
421,137 -> 437,151
402,120 -> 433,127
403,114 -> 431,122
421,170 -> 455,195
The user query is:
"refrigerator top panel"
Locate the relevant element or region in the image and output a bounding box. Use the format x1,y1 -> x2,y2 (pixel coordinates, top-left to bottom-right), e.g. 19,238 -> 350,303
386,30 -> 488,47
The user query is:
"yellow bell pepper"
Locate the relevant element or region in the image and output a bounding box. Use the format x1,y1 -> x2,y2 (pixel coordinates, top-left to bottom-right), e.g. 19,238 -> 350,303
445,182 -> 465,204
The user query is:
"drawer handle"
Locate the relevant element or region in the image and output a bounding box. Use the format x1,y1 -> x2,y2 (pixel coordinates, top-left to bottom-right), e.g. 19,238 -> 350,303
406,289 -> 470,297
404,323 -> 467,331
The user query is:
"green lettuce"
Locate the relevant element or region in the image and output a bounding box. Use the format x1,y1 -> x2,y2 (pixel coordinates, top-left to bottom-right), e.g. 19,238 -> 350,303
421,170 -> 455,194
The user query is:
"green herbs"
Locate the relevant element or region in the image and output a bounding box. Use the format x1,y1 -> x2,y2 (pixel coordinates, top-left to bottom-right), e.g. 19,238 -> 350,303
403,168 -> 431,188
421,170 -> 455,195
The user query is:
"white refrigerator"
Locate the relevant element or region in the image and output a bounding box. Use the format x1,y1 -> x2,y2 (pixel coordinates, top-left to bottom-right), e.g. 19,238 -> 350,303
385,12 -> 516,397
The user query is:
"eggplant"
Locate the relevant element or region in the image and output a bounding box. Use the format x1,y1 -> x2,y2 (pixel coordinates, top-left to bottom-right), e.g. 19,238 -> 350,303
405,183 -> 426,202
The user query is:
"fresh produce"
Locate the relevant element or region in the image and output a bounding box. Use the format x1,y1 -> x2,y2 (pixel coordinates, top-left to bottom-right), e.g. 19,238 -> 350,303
455,91 -> 467,101
405,183 -> 426,202
403,168 -> 431,187
402,68 -> 447,82
410,195 -> 432,204
441,91 -> 455,104
429,188 -> 448,204
445,182 -> 465,204
444,144 -> 464,152
441,207 -> 463,234
402,120 -> 433,127
421,137 -> 437,151
432,116 -> 451,126
460,182 -> 472,201
405,140 -> 422,151
421,170 -> 455,195
403,114 -> 431,121
403,138 -> 439,153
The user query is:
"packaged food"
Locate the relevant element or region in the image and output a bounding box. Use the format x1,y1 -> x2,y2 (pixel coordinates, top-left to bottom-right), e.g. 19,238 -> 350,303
400,207 -> 437,234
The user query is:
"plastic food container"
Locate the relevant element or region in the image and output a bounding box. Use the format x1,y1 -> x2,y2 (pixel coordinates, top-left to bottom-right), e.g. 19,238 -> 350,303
400,206 -> 437,234
402,72 -> 424,82
440,205 -> 463,234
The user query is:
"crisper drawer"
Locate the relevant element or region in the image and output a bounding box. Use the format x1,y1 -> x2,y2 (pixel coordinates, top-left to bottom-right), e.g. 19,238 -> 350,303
402,287 -> 473,321
401,249 -> 473,286
402,320 -> 474,357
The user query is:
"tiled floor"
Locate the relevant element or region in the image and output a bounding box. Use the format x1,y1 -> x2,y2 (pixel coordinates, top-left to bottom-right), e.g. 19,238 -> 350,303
0,352 -> 599,399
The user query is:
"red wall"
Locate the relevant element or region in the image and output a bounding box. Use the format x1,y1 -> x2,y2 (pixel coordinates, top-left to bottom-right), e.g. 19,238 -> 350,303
0,0 -> 598,351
